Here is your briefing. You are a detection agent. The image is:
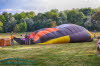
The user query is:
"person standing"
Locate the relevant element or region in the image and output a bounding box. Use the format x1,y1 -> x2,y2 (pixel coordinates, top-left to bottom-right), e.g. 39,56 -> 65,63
20,35 -> 23,40
25,33 -> 28,45
10,34 -> 14,45
28,34 -> 31,45
97,37 -> 100,56
94,30 -> 96,38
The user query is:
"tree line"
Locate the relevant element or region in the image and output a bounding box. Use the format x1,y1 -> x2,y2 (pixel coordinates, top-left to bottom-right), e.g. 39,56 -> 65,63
0,7 -> 100,33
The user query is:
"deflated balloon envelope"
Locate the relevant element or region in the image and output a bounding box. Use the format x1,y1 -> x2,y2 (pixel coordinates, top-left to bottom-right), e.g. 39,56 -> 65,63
31,24 -> 93,44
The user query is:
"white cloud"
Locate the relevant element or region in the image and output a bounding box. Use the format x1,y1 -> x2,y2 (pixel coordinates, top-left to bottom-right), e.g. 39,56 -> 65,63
0,9 -> 34,14
44,0 -> 100,11
0,8 -> 48,14
0,0 -> 100,14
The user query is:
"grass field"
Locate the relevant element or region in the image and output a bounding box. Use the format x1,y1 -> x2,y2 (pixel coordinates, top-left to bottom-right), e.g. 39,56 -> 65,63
0,33 -> 100,66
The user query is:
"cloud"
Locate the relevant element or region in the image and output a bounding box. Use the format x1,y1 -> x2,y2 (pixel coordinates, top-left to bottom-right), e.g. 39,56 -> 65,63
45,0 -> 100,10
0,9 -> 42,14
0,8 -> 49,15
0,0 -> 100,14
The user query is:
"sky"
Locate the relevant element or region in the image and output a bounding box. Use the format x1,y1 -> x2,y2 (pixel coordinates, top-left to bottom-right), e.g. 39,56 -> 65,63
0,0 -> 100,14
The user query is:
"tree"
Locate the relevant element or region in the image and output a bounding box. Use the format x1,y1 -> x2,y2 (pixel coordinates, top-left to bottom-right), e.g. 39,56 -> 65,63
0,21 -> 3,32
51,9 -> 58,13
0,15 -> 6,22
67,10 -> 85,25
79,8 -> 96,16
2,12 -> 9,21
21,22 -> 27,32
32,19 -> 52,30
45,9 -> 59,21
58,11 -> 68,25
14,22 -> 27,32
92,11 -> 100,31
13,24 -> 20,32
22,18 -> 34,31
3,13 -> 16,32
19,12 -> 26,19
26,11 -> 35,18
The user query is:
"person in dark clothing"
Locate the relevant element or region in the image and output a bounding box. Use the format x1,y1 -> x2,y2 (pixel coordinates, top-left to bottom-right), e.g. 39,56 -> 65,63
25,34 -> 29,45
28,34 -> 31,45
10,34 -> 14,45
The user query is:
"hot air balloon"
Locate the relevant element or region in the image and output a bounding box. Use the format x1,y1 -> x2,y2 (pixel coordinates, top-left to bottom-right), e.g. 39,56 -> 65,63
31,24 -> 94,44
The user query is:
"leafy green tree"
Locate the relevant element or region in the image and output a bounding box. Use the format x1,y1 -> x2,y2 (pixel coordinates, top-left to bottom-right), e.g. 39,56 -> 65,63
51,9 -> 58,13
0,21 -> 3,32
67,10 -> 85,25
21,22 -> 27,32
79,8 -> 96,16
58,11 -> 68,25
32,19 -> 52,30
2,12 -> 9,21
0,15 -> 6,22
23,18 -> 34,31
26,11 -> 35,18
14,22 -> 27,32
13,24 -> 20,32
45,9 -> 59,21
14,13 -> 20,23
35,13 -> 46,21
92,11 -> 100,31
4,13 -> 16,32
19,12 -> 26,19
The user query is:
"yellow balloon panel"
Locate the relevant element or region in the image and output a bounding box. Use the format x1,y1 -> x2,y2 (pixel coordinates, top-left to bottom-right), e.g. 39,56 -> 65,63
39,35 -> 70,44
86,30 -> 94,39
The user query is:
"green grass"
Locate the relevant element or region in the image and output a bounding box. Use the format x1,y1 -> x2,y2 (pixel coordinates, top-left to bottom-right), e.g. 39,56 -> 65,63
0,41 -> 100,66
0,33 -> 100,66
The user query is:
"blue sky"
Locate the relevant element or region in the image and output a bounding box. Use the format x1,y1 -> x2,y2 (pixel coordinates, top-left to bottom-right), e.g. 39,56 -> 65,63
0,0 -> 100,14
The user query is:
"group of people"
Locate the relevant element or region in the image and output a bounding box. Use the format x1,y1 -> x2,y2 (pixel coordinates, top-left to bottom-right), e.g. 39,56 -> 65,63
10,33 -> 32,45
20,34 -> 31,45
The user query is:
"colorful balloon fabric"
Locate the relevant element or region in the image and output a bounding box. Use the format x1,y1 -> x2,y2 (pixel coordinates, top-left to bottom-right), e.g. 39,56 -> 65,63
30,24 -> 94,44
